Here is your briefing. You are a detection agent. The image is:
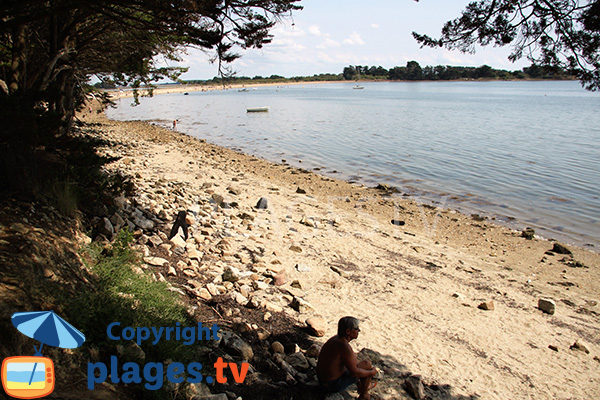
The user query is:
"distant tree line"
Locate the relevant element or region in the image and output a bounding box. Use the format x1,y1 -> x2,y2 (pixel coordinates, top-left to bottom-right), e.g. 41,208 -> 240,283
171,62 -> 574,87
342,62 -> 575,81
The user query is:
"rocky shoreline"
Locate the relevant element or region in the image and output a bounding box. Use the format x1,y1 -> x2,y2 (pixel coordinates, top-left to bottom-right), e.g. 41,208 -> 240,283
1,102 -> 598,399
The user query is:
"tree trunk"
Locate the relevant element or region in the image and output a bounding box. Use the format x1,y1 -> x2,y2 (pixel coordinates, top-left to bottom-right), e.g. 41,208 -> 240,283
9,24 -> 27,94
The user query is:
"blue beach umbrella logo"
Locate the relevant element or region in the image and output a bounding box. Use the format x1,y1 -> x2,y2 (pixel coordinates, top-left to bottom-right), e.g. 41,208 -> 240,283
11,311 -> 86,354
2,311 -> 85,399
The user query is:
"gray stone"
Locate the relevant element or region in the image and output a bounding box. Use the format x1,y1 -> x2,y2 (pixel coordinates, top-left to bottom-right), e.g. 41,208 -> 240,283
222,332 -> 254,361
538,298 -> 556,315
290,297 -> 313,312
98,217 -> 115,239
552,242 -> 572,255
110,213 -> 125,230
403,374 -> 426,400
306,344 -> 321,359
256,197 -> 269,209
211,194 -> 225,207
192,394 -> 228,400
522,227 -> 535,240
223,267 -> 241,283
148,235 -> 163,247
134,216 -> 155,230
285,352 -> 309,371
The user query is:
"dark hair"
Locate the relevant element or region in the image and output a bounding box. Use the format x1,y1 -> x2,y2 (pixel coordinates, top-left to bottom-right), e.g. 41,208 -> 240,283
337,316 -> 359,337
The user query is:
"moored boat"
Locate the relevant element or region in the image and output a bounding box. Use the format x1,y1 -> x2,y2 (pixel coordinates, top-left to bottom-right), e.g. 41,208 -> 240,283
246,106 -> 269,112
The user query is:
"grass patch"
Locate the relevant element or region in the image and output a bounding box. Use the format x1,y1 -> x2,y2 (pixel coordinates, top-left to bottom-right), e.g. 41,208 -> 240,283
69,229 -> 204,398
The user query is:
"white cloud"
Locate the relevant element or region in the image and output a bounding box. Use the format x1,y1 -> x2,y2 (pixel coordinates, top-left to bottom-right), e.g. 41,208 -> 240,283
343,32 -> 365,46
316,36 -> 341,49
308,25 -> 322,36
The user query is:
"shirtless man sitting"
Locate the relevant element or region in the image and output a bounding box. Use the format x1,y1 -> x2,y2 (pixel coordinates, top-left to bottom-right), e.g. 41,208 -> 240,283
317,316 -> 378,399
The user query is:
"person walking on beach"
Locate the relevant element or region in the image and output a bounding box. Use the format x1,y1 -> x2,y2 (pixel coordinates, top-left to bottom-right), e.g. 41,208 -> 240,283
317,316 -> 378,399
172,119 -> 177,131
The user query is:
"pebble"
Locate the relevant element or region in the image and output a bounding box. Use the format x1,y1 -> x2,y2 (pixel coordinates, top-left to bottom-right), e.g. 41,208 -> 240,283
143,257 -> 169,267
538,298 -> 556,315
271,341 -> 285,354
306,317 -> 327,337
295,263 -> 311,272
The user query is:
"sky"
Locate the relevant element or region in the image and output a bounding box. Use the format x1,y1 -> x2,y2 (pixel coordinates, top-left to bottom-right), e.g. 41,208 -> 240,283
171,0 -> 532,80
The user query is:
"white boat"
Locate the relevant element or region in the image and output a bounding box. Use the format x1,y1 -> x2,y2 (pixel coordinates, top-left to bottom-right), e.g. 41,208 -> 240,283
246,106 -> 269,112
353,85 -> 364,89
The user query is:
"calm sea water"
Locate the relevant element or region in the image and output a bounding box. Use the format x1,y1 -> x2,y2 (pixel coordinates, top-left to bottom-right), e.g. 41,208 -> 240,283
107,81 -> 600,248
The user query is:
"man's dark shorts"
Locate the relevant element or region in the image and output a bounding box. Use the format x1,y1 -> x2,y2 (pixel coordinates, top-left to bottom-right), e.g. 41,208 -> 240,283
319,370 -> 357,393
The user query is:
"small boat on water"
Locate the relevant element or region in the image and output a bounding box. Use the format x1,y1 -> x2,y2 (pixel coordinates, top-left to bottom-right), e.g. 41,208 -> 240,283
247,106 -> 269,113
238,88 -> 249,92
353,85 -> 364,89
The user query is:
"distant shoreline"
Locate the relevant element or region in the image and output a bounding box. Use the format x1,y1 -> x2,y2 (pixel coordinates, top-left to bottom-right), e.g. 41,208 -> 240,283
104,80 -> 347,99
103,77 -> 577,99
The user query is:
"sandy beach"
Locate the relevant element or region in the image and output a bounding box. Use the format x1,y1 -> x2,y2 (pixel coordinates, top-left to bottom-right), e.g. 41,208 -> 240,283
76,96 -> 600,400
105,80 -> 347,99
